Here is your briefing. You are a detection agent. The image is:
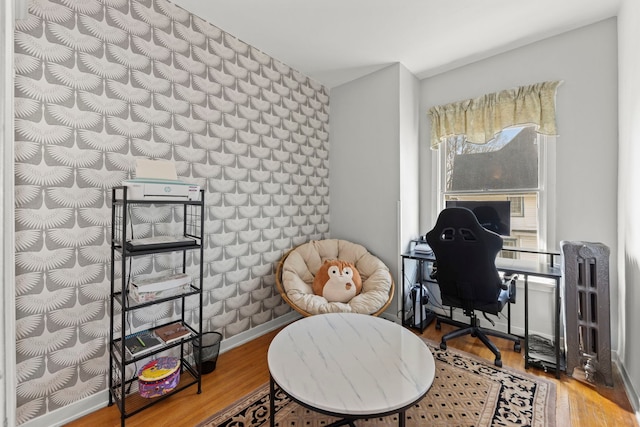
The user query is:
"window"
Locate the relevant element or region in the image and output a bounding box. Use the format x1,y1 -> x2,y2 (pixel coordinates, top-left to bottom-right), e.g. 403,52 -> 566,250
439,125 -> 553,258
507,196 -> 525,217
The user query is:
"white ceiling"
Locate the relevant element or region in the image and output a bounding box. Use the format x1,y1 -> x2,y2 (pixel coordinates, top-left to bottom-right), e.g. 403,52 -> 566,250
171,0 -> 621,88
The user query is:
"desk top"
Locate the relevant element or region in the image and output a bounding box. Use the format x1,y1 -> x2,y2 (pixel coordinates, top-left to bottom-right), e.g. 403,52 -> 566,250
401,250 -> 561,278
267,313 -> 435,416
495,257 -> 561,278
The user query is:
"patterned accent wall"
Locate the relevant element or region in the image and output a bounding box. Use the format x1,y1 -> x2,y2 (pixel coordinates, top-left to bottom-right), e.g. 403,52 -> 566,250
13,0 -> 330,423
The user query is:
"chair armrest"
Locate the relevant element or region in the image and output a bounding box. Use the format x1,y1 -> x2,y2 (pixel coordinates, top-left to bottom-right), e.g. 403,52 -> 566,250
502,274 -> 518,303
429,262 -> 438,280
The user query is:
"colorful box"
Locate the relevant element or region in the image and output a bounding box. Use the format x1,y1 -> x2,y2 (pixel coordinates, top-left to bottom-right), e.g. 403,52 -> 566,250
137,357 -> 181,398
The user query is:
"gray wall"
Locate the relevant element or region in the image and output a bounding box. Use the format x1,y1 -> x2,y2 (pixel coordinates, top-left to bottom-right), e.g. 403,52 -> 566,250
329,63 -> 421,318
398,65 -> 421,255
618,0 -> 640,413
420,19 -> 619,347
329,64 -> 401,270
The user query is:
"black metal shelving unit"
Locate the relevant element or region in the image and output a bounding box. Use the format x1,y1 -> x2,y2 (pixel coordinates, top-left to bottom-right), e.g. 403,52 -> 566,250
108,186 -> 205,426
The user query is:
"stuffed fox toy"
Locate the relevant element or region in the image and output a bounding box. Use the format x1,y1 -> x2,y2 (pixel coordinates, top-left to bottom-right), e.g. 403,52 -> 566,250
312,259 -> 362,303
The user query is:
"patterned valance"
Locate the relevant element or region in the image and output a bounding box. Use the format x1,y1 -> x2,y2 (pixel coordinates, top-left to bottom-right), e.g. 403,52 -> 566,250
428,81 -> 562,149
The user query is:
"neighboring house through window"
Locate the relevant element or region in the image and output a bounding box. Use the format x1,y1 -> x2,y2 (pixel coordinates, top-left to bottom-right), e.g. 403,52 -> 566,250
438,125 -> 555,258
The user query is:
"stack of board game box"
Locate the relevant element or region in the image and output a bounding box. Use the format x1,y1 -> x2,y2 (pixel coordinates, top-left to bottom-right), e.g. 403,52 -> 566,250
130,272 -> 191,303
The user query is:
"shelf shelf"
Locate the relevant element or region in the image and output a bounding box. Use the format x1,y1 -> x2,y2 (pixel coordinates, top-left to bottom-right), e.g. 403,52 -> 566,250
109,186 -> 205,426
110,367 -> 199,419
526,354 -> 566,373
111,331 -> 198,365
112,186 -> 204,206
403,311 -> 436,331
112,242 -> 202,257
113,285 -> 201,311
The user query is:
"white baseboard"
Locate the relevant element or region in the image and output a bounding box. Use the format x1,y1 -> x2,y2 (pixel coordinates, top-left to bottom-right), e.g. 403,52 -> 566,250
614,351 -> 640,423
218,311 -> 300,354
19,390 -> 110,427
378,310 -> 400,324
20,312 -> 301,427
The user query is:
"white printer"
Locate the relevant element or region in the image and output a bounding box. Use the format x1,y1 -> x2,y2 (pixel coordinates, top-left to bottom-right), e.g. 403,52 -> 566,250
123,159 -> 200,201
123,178 -> 200,201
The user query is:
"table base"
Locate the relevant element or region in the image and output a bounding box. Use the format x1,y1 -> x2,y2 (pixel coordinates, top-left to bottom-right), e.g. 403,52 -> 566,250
269,376 -> 407,427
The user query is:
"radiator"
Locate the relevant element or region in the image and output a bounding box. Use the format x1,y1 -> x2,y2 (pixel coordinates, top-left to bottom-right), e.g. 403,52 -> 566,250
561,241 -> 613,386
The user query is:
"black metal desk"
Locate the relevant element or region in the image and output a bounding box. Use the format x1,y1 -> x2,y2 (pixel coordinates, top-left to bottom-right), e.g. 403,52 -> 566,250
400,249 -> 563,378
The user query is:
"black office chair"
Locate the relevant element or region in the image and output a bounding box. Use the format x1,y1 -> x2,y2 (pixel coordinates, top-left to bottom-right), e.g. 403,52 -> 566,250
426,207 -> 520,367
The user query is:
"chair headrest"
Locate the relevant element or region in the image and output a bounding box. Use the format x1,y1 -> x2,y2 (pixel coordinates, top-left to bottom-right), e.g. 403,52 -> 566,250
427,207 -> 502,252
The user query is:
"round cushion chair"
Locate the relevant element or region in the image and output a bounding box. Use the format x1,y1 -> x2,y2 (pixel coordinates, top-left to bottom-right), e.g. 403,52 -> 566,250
275,239 -> 395,316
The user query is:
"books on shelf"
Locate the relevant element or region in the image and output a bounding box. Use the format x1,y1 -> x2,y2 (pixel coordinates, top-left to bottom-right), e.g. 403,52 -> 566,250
124,331 -> 163,358
154,322 -> 192,344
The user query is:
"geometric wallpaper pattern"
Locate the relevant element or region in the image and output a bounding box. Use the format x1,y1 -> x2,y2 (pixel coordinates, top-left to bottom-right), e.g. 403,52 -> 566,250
13,0 -> 329,423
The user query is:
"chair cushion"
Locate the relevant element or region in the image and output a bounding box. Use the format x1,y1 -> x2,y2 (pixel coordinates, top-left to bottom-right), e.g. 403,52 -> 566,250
281,239 -> 393,315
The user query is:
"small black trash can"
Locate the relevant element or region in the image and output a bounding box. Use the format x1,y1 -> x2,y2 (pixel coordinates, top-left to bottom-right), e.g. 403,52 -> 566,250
193,332 -> 222,374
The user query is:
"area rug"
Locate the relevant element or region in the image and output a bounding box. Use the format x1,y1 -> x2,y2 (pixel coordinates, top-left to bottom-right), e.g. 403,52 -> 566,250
198,340 -> 556,427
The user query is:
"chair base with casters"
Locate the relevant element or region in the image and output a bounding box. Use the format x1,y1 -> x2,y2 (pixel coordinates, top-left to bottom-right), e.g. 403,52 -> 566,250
436,272 -> 521,367
436,311 -> 521,368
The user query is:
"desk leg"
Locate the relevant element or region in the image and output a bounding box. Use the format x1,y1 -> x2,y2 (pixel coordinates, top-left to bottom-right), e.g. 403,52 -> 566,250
270,375 -> 275,427
417,260 -> 423,332
524,275 -> 529,370
507,300 -> 512,335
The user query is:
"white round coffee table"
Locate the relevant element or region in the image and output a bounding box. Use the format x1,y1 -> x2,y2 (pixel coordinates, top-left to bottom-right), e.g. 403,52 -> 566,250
267,313 -> 435,427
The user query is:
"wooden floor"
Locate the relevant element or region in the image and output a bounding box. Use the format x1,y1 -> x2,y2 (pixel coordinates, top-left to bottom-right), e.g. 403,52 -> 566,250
66,321 -> 638,427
